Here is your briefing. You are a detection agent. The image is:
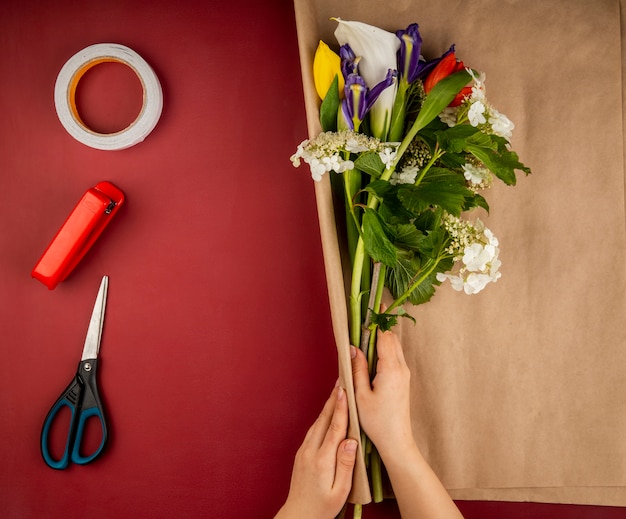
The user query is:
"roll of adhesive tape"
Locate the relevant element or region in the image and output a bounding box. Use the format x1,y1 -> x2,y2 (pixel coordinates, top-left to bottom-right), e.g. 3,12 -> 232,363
54,43 -> 163,150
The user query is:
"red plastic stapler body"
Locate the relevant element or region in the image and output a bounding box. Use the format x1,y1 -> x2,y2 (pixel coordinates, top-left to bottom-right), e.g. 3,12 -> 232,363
32,181 -> 125,289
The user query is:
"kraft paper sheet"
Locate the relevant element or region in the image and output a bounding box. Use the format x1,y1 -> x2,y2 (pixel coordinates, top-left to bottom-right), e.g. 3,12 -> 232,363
293,0 -> 626,507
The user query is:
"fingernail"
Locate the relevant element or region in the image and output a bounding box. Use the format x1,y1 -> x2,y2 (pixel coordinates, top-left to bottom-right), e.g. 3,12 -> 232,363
350,346 -> 357,359
344,440 -> 357,453
337,386 -> 345,400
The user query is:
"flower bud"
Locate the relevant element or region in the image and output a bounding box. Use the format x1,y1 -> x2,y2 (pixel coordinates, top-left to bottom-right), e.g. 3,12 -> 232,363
424,50 -> 472,107
313,40 -> 344,101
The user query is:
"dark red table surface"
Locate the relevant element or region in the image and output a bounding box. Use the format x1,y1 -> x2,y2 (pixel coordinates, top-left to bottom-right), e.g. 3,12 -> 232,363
0,1 -> 623,517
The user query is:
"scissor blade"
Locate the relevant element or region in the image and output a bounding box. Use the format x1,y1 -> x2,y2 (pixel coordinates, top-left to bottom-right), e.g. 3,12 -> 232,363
81,276 -> 108,360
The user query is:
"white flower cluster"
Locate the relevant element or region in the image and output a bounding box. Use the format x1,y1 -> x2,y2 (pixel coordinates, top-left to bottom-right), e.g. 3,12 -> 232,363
390,165 -> 419,185
291,130 -> 397,181
462,161 -> 493,189
437,214 -> 502,295
378,147 -> 398,170
488,108 -> 515,139
438,69 -> 515,140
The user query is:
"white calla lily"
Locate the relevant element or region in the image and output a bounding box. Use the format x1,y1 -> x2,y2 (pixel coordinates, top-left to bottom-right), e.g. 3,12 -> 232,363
333,18 -> 400,140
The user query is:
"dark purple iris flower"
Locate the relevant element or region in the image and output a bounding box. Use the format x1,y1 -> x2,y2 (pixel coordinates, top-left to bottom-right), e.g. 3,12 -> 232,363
339,44 -> 360,80
396,23 -> 453,83
341,69 -> 397,130
396,23 -> 423,83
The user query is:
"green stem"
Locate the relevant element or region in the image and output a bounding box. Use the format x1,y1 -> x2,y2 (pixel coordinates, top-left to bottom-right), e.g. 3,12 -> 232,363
366,263 -> 386,371
349,238 -> 366,347
367,327 -> 377,372
353,505 -> 362,519
361,253 -> 371,319
359,262 -> 382,354
413,144 -> 444,187
371,448 -> 384,503
344,168 -> 362,265
393,113 -> 426,169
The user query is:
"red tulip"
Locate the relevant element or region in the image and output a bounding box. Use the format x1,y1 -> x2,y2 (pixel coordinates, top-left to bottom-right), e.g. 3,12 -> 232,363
423,50 -> 472,107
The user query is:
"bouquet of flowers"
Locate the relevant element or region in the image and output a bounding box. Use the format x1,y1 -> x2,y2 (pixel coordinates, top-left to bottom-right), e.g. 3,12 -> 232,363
291,18 -> 530,513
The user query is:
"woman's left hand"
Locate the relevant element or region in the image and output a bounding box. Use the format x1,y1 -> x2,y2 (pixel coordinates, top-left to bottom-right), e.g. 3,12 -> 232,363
275,385 -> 357,519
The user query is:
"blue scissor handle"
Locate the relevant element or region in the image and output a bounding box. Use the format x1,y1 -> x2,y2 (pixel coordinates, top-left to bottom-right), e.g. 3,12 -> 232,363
41,396 -> 77,470
41,359 -> 108,470
72,406 -> 106,464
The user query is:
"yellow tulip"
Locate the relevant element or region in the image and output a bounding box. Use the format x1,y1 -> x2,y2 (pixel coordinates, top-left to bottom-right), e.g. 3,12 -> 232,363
313,40 -> 344,101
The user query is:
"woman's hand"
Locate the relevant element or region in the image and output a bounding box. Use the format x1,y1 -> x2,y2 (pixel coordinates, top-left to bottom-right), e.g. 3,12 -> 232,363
275,386 -> 357,519
351,330 -> 414,458
352,330 -> 465,519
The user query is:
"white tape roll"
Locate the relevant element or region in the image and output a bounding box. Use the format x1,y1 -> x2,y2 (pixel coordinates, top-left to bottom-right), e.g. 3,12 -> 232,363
54,43 -> 163,151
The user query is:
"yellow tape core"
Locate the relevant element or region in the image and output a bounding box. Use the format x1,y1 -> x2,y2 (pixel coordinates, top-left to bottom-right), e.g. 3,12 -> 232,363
67,57 -> 146,136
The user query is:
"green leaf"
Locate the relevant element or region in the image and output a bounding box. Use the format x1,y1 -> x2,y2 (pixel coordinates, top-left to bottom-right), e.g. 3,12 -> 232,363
434,124 -> 531,186
364,181 -> 416,224
415,228 -> 447,258
388,81 -> 408,142
435,124 -> 483,153
354,152 -> 385,178
395,186 -> 429,215
386,250 -> 420,301
377,193 -> 416,227
413,206 -> 442,233
363,179 -> 394,199
398,170 -> 473,217
464,192 -> 490,212
319,75 -> 339,132
467,144 -> 527,185
412,70 -> 472,133
370,307 -> 416,332
386,253 -> 440,306
406,272 -> 438,305
393,224 -> 425,251
362,209 -> 397,267
394,307 -> 416,325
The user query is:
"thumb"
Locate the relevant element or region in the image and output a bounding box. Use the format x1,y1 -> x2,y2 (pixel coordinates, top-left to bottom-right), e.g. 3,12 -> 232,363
334,439 -> 357,492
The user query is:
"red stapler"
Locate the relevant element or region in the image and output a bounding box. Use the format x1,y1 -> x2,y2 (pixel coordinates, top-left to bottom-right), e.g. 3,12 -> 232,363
32,181 -> 125,289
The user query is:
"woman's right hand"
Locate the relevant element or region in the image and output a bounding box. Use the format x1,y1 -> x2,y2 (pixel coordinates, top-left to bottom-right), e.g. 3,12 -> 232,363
352,329 -> 465,518
350,329 -> 414,458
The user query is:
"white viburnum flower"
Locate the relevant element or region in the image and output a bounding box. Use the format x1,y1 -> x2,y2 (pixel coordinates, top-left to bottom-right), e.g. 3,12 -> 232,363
291,130 -> 393,181
345,138 -> 369,153
336,158 -> 355,173
290,140 -> 309,167
467,101 -> 487,127
379,147 -> 397,169
436,272 -> 465,292
462,272 -> 492,294
462,242 -> 498,272
390,165 -> 419,185
461,68 -> 516,141
483,227 -> 499,247
462,162 -> 492,188
438,215 -> 502,294
467,68 -> 486,102
308,158 -> 327,181
439,106 -> 458,127
489,108 -> 515,139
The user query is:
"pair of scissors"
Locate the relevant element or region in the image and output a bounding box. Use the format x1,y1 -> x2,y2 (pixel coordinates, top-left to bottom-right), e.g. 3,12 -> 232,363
41,275 -> 109,469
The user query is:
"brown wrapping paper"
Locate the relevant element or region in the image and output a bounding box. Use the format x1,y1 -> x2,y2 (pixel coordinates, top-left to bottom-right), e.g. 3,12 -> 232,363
293,0 -> 626,506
